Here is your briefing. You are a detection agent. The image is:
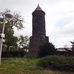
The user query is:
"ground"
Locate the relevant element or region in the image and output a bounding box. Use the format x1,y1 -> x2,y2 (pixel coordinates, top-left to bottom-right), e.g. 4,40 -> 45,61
0,57 -> 74,74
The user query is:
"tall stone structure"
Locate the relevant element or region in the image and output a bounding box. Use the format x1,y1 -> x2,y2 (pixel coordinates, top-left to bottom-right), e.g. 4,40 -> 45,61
29,5 -> 49,57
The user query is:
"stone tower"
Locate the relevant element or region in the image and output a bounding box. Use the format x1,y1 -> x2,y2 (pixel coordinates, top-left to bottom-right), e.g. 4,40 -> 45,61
29,5 -> 49,57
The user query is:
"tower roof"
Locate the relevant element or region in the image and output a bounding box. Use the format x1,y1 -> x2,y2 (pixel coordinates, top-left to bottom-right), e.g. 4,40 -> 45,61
32,4 -> 45,14
35,4 -> 42,11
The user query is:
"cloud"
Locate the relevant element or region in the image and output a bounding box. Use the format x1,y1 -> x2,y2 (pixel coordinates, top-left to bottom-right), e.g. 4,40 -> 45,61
42,0 -> 74,48
58,21 -> 74,36
50,17 -> 74,48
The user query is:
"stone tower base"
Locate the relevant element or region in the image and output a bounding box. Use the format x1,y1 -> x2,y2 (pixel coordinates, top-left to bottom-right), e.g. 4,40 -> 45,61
29,36 -> 49,57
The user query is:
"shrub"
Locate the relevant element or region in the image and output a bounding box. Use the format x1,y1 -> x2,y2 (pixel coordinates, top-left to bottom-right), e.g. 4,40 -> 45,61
38,43 -> 56,57
2,50 -> 25,57
37,55 -> 74,71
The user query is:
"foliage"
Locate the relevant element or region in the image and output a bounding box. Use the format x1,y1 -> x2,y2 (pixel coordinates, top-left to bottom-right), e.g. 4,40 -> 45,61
2,50 -> 25,57
0,58 -> 73,74
0,10 -> 24,50
70,40 -> 74,52
17,35 -> 29,49
38,43 -> 56,57
4,23 -> 18,50
0,9 -> 23,29
37,55 -> 74,71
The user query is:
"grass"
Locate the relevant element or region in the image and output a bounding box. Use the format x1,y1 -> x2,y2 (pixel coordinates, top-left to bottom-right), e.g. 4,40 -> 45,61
0,57 -> 73,74
1,58 -> 39,70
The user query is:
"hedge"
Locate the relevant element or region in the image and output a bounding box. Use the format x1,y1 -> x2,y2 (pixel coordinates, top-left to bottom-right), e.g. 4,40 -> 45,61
37,55 -> 74,71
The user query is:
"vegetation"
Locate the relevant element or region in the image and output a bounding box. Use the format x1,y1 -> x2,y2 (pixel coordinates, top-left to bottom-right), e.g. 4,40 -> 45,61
0,57 -> 74,74
38,43 -> 56,57
4,24 -> 18,50
37,55 -> 74,71
2,50 -> 25,57
18,35 -> 29,49
70,40 -> 74,52
0,10 -> 24,51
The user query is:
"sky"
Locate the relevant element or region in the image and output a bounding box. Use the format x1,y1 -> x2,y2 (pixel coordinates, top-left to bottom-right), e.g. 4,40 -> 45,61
0,0 -> 74,48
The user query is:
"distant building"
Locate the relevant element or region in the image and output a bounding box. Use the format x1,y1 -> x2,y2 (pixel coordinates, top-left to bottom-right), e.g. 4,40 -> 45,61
57,48 -> 66,51
57,48 -> 71,51
29,5 -> 49,57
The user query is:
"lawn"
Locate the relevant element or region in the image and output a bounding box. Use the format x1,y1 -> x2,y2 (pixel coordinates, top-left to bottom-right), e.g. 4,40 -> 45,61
0,57 -> 74,74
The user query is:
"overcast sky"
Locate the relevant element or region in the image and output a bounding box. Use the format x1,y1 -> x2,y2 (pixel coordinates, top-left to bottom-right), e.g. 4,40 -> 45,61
0,0 -> 74,48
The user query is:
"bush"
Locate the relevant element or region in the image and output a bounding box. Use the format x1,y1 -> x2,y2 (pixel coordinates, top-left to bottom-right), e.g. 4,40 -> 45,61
38,43 -> 56,57
2,50 -> 25,57
37,55 -> 74,71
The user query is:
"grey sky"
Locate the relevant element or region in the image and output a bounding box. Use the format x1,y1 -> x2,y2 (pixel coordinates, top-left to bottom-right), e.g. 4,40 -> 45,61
0,0 -> 74,48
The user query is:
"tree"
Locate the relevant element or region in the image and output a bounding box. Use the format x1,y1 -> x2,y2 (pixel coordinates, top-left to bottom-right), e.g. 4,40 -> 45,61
38,42 -> 56,57
0,10 -> 23,29
0,10 -> 24,50
64,45 -> 71,52
70,40 -> 74,52
18,35 -> 29,49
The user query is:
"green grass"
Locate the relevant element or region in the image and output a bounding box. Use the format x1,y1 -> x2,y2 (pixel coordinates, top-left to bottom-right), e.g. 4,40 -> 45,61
1,58 -> 39,70
0,57 -> 73,74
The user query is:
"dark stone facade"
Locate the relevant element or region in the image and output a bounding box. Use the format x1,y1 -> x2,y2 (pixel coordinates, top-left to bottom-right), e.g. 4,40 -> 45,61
29,5 -> 49,57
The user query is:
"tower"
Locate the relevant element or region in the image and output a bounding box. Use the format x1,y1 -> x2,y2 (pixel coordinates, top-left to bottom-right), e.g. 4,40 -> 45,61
29,5 -> 49,57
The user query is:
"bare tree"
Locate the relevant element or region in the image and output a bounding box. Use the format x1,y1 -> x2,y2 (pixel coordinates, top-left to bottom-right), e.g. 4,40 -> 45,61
70,40 -> 74,52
